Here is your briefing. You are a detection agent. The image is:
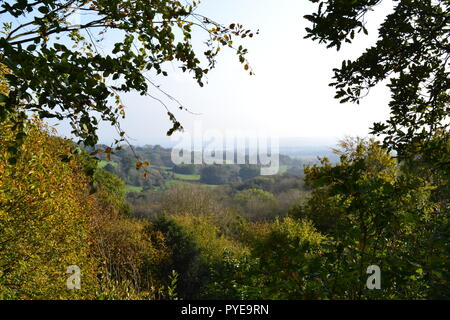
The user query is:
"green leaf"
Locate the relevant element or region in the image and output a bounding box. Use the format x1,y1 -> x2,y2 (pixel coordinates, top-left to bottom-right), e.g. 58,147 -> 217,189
38,6 -> 49,14
0,93 -> 8,103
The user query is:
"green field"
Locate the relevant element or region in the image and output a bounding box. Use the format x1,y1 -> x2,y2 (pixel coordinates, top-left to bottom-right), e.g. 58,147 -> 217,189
173,173 -> 201,181
125,185 -> 143,193
108,164 -> 208,193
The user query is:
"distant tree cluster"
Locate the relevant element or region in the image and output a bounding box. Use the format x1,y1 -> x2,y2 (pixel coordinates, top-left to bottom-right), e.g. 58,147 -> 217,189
172,164 -> 197,175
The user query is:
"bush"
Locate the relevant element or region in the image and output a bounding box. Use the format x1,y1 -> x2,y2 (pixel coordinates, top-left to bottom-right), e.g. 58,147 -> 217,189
145,216 -> 205,299
200,165 -> 239,185
0,120 -> 98,299
172,164 -> 197,175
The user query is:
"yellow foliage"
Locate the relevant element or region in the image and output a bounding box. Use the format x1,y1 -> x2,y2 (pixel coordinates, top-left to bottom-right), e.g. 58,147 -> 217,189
0,120 -> 98,299
171,214 -> 249,264
0,62 -> 10,98
0,117 -> 171,299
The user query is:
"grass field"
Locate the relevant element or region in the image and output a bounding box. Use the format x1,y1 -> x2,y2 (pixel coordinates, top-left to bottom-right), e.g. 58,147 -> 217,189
106,163 -> 214,193
173,173 -> 201,181
125,185 -> 143,193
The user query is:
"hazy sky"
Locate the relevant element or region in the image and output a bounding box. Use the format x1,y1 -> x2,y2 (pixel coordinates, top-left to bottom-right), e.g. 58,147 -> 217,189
52,0 -> 394,146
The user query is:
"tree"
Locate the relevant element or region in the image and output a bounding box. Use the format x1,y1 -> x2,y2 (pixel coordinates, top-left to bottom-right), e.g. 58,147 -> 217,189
0,0 -> 255,148
146,216 -> 205,299
238,164 -> 260,181
200,165 -> 238,185
290,138 -> 448,299
234,188 -> 279,221
204,217 -> 325,299
159,184 -> 220,217
1,62 -> 181,300
249,217 -> 325,299
172,164 -> 197,175
0,119 -> 99,299
304,0 -> 449,154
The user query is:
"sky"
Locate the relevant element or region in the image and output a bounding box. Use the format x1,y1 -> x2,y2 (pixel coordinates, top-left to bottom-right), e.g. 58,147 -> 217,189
51,0 -> 395,147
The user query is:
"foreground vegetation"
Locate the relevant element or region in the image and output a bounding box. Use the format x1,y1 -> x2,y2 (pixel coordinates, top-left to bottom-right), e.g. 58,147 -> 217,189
1,118 -> 448,299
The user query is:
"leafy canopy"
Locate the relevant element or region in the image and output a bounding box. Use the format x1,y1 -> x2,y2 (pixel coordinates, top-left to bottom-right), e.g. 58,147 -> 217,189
305,0 -> 449,154
0,0 -> 255,146
0,119 -> 99,299
290,138 -> 448,299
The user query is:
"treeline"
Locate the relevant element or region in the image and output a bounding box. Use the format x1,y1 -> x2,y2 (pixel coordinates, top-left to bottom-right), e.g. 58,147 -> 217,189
89,144 -> 307,188
127,173 -> 307,221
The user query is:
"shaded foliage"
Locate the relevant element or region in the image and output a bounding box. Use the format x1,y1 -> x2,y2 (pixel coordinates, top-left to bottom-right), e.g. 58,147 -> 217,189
305,0 -> 449,154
